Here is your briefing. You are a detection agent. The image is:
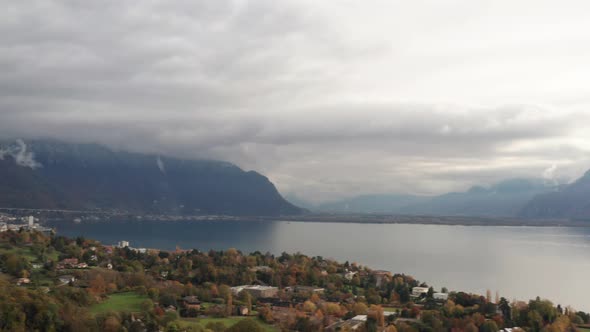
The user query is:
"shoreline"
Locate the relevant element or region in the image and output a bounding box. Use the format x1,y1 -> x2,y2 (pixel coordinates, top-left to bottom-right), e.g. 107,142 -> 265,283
42,213 -> 590,227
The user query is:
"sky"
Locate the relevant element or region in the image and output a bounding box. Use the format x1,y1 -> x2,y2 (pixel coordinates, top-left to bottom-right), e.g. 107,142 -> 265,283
2,1 -> 590,203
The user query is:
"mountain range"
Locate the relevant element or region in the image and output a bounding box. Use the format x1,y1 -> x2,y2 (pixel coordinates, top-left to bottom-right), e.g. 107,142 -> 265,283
2,139 -> 590,220
0,139 -> 302,216
308,178 -> 588,219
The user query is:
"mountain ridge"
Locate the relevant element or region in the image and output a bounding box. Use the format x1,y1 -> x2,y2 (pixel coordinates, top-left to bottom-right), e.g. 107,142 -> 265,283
0,139 -> 303,216
311,178 -> 559,218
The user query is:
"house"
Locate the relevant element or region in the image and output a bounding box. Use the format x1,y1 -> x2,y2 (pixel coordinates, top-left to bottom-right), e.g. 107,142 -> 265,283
58,258 -> 79,269
412,287 -> 430,297
165,305 -> 177,312
182,296 -> 202,310
371,270 -> 391,287
61,258 -> 79,266
343,271 -> 357,281
231,285 -> 279,298
16,278 -> 31,286
236,306 -> 249,316
285,286 -> 325,294
433,292 -> 448,301
58,275 -> 76,285
250,266 -> 273,273
326,319 -> 365,331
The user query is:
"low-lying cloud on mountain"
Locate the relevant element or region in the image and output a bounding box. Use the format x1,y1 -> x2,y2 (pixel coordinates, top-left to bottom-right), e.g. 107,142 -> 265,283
2,1 -> 590,202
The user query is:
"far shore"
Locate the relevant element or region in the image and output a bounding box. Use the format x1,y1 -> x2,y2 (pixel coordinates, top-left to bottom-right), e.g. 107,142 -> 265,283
32,211 -> 590,227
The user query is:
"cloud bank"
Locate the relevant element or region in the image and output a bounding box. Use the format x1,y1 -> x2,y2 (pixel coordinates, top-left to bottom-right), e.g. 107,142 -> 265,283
2,1 -> 590,201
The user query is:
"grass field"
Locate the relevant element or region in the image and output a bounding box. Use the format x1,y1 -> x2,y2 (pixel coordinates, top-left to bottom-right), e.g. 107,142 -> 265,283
0,243 -> 59,263
90,292 -> 149,314
179,317 -> 279,332
577,328 -> 590,332
0,245 -> 38,261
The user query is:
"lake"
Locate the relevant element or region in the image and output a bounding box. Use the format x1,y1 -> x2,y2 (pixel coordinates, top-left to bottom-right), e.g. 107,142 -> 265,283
49,220 -> 590,311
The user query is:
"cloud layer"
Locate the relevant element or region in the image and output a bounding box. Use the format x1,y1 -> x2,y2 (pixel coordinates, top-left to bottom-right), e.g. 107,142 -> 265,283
2,1 -> 590,201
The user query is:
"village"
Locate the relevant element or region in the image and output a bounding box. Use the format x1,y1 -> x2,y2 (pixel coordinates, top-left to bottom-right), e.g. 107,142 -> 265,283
0,225 -> 585,331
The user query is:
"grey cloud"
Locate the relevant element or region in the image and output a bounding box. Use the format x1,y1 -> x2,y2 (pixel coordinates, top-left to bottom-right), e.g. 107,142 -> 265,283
0,139 -> 43,169
2,1 -> 590,202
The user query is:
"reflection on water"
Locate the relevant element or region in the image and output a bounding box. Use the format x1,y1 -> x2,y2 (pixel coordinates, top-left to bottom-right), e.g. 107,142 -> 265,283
50,220 -> 590,311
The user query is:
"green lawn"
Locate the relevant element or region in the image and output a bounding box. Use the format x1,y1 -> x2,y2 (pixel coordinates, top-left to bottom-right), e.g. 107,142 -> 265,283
577,328 -> 590,332
383,306 -> 401,312
0,246 -> 38,262
179,317 -> 278,332
90,292 -> 149,314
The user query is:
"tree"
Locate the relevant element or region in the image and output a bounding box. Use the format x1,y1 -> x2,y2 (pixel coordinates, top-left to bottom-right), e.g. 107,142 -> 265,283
481,320 -> 499,332
226,294 -> 233,316
427,287 -> 434,299
239,290 -> 252,312
498,297 -> 512,323
89,275 -> 107,296
368,305 -> 384,328
353,302 -> 368,315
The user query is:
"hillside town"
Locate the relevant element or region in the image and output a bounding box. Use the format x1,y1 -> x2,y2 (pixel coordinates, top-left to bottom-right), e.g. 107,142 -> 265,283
0,228 -> 588,332
0,213 -> 53,233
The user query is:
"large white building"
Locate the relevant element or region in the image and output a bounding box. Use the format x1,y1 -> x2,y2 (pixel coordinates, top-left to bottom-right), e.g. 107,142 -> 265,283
230,285 -> 279,298
434,292 -> 449,301
117,240 -> 130,248
411,286 -> 430,297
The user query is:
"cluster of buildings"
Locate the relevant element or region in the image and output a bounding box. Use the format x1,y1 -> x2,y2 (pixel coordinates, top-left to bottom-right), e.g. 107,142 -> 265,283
116,240 -> 149,254
0,215 -> 52,233
411,286 -> 449,301
57,258 -> 88,270
326,311 -> 399,331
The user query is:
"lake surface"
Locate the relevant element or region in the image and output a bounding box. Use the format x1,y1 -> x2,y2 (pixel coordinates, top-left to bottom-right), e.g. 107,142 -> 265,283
50,220 -> 590,311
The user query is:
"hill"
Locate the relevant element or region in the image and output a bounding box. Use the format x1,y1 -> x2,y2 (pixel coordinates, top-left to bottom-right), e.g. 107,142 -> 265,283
0,139 -> 302,216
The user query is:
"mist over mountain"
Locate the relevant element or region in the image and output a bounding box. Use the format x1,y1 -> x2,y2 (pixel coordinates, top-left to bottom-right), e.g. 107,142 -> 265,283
520,171 -> 590,219
315,194 -> 426,214
313,178 -> 558,217
0,140 -> 302,216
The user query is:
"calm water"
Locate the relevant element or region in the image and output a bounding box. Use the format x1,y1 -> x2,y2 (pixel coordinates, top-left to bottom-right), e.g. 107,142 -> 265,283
49,220 -> 590,311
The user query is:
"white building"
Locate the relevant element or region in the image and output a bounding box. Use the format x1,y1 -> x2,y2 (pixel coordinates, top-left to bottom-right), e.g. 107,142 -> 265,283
412,287 -> 430,297
230,285 -> 279,298
434,292 -> 449,301
117,240 -> 130,248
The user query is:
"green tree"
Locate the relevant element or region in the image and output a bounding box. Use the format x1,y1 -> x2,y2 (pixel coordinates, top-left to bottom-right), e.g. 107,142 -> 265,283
481,320 -> 499,332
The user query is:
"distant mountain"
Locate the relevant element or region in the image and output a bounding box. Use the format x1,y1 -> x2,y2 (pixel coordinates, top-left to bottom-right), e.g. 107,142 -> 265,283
314,179 -> 557,217
283,194 -> 315,210
520,171 -> 590,219
400,179 -> 557,217
0,139 -> 302,216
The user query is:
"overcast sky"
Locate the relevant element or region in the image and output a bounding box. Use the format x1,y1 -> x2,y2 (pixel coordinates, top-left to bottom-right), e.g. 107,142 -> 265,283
2,1 -> 590,202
